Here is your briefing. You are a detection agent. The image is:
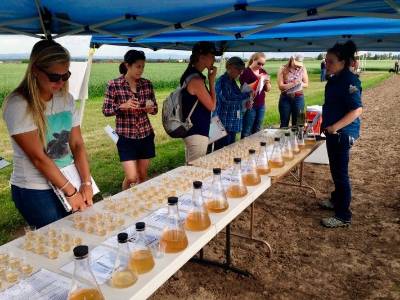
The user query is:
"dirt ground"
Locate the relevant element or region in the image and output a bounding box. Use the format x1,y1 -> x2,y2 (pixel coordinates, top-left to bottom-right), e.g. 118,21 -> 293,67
151,75 -> 400,300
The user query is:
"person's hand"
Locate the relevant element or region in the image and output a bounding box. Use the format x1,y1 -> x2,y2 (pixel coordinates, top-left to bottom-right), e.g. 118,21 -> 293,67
68,192 -> 87,212
324,125 -> 337,134
119,99 -> 141,111
208,66 -> 217,82
80,184 -> 93,206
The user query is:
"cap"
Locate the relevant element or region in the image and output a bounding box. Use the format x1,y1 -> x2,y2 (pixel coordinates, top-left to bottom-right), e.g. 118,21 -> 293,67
260,142 -> 267,146
193,181 -> 202,189
213,168 -> 221,175
192,41 -> 222,56
73,245 -> 88,259
274,137 -> 281,142
293,53 -> 304,67
234,157 -> 241,163
168,196 -> 178,205
135,222 -> 145,231
285,132 -> 290,136
226,56 -> 245,70
117,232 -> 128,243
249,149 -> 256,154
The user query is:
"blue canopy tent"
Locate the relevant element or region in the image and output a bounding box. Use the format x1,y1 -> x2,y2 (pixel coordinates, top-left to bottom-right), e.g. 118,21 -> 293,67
1,0 -> 400,51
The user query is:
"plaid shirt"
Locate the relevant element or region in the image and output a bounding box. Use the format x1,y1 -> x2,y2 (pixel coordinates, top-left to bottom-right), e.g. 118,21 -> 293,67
214,72 -> 251,132
102,76 -> 158,139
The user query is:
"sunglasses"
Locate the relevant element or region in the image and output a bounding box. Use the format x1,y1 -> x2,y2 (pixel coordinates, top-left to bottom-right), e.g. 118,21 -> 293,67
257,62 -> 264,66
37,66 -> 71,82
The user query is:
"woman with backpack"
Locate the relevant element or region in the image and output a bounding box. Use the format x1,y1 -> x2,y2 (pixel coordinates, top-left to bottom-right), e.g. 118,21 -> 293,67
102,50 -> 158,190
180,42 -> 218,163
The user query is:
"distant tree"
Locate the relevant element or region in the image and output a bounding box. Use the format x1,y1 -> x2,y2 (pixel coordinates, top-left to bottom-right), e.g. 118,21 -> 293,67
317,53 -> 324,60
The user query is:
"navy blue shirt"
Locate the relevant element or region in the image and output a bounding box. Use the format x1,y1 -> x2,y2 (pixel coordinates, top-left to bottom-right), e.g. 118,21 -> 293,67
180,66 -> 211,137
322,68 -> 363,139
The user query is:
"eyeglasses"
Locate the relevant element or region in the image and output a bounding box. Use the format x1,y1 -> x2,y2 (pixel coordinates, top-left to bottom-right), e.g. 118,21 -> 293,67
36,65 -> 71,82
257,62 -> 264,66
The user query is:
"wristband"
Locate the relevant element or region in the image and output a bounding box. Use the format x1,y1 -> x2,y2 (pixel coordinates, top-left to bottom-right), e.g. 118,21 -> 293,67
81,181 -> 92,187
65,188 -> 78,198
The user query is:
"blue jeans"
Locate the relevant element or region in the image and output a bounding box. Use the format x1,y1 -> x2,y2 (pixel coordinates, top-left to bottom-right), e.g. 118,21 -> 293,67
241,106 -> 265,138
279,94 -> 305,128
326,133 -> 355,222
213,131 -> 237,151
320,69 -> 326,81
11,185 -> 70,228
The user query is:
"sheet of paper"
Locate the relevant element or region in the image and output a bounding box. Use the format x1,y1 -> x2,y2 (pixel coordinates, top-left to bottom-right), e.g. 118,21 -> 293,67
0,157 -> 11,169
0,268 -> 70,300
60,164 -> 100,195
209,116 -> 227,144
61,245 -> 116,285
104,125 -> 119,144
103,225 -> 162,249
140,207 -> 187,229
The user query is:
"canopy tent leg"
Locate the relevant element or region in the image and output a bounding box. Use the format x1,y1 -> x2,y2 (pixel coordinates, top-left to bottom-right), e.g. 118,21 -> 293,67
78,47 -> 96,125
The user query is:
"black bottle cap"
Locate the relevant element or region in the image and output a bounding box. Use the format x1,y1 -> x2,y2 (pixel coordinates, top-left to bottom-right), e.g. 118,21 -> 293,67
213,168 -> 221,175
291,127 -> 297,132
274,137 -> 280,142
117,232 -> 128,243
285,132 -> 290,136
168,196 -> 178,205
193,181 -> 202,189
299,125 -> 304,128
73,245 -> 88,258
307,120 -> 312,123
135,222 -> 145,231
249,149 -> 256,154
234,157 -> 241,163
260,142 -> 266,146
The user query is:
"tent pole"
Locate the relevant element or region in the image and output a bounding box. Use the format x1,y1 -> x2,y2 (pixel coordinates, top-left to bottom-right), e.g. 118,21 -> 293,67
79,48 -> 96,125
34,0 -> 51,39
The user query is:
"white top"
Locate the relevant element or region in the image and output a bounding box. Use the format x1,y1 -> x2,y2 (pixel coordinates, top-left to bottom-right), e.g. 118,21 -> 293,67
3,92 -> 80,190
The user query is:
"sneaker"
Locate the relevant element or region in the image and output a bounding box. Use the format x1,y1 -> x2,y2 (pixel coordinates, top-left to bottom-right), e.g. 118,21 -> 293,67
319,199 -> 335,210
321,217 -> 351,228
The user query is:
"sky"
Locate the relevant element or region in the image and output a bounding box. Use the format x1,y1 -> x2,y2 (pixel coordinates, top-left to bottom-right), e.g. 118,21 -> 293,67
0,35 -> 316,60
0,35 -> 398,60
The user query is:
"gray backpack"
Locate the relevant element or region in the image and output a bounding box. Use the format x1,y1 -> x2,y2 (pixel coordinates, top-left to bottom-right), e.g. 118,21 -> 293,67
162,73 -> 199,138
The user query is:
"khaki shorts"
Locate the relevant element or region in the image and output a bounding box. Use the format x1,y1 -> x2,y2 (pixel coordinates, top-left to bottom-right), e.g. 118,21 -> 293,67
184,134 -> 209,164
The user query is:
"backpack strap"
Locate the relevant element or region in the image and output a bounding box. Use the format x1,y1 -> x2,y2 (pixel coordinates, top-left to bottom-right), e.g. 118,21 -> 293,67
182,73 -> 201,122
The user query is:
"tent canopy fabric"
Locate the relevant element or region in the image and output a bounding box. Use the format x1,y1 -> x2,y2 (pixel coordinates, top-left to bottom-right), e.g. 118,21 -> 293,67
1,0 -> 400,51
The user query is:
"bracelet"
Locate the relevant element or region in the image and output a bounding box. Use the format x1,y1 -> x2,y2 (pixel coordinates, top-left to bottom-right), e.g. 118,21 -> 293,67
81,181 -> 92,187
60,180 -> 70,191
65,188 -> 78,198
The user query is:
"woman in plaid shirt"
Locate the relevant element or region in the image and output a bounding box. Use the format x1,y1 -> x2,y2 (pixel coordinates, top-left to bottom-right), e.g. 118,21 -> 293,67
102,50 -> 157,190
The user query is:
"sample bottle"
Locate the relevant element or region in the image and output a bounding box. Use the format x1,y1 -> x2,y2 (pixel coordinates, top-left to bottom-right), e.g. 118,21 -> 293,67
204,168 -> 229,213
256,142 -> 271,175
242,149 -> 261,186
160,197 -> 189,253
282,132 -> 294,161
269,137 -> 285,168
226,158 -> 248,198
185,181 -> 211,231
129,222 -> 155,274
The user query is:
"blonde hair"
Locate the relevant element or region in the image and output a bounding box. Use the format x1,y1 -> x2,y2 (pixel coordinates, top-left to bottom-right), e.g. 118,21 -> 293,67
281,56 -> 298,79
4,40 -> 70,145
247,52 -> 266,67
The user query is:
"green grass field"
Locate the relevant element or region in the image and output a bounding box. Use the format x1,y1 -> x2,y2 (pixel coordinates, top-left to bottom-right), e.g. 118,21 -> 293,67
0,60 -> 394,245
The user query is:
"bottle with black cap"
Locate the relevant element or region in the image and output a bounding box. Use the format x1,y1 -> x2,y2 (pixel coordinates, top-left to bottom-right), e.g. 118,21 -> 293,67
242,149 -> 261,186
282,132 -> 294,161
129,222 -> 155,274
269,137 -> 285,168
226,158 -> 248,198
298,125 -> 306,149
256,142 -> 271,175
159,197 -> 188,253
184,181 -> 211,231
290,127 -> 301,154
68,245 -> 104,299
305,120 -> 317,147
204,168 -> 229,213
110,233 -> 137,289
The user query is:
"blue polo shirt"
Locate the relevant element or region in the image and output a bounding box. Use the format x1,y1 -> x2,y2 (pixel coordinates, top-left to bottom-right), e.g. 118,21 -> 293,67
322,68 -> 363,139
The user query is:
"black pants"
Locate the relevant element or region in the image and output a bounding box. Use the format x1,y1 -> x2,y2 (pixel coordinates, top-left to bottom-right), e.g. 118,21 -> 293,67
326,132 -> 355,222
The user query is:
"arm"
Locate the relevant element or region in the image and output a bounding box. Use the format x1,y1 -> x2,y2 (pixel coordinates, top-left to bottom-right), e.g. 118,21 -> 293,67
69,125 -> 93,206
12,130 -> 87,211
102,82 -> 119,117
277,67 -> 296,91
325,107 -> 363,134
187,68 -> 217,112
302,67 -> 309,88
